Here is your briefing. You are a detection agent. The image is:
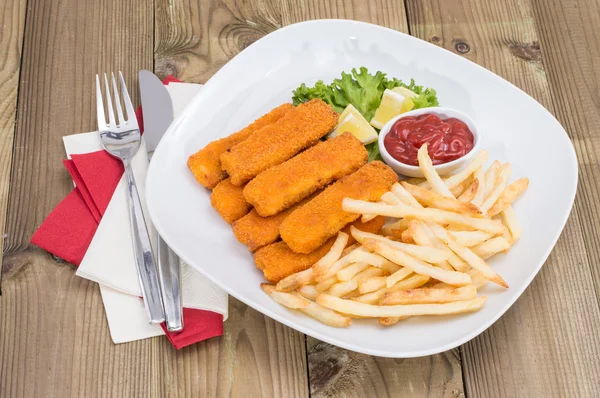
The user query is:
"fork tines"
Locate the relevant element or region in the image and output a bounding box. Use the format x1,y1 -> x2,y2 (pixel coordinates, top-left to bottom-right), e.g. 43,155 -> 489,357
95,71 -> 138,132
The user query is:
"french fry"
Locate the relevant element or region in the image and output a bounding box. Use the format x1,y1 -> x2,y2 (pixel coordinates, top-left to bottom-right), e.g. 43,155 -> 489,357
457,178 -> 479,203
408,220 -> 453,271
379,317 -> 407,326
295,296 -> 352,328
420,222 -> 469,272
276,268 -> 314,292
405,177 -> 426,185
471,236 -> 511,260
487,178 -> 529,217
480,163 -> 511,213
470,167 -> 486,207
316,275 -> 338,292
401,181 -> 481,215
381,218 -> 410,237
418,144 -> 454,198
467,269 -> 490,289
261,283 -> 311,309
311,231 -> 349,277
346,250 -> 401,274
316,246 -> 366,281
450,176 -> 475,198
343,199 -> 505,235
362,239 -> 472,287
329,266 -> 386,297
358,276 -> 387,294
401,229 -> 415,243
351,227 -> 450,264
318,294 -> 486,318
337,262 -> 370,282
450,230 -> 494,247
391,182 -> 424,209
297,285 -> 319,301
430,224 -> 508,288
484,160 -> 501,197
362,192 -> 403,222
501,206 -> 522,241
444,150 -> 488,189
380,285 -> 477,305
353,274 -> 430,304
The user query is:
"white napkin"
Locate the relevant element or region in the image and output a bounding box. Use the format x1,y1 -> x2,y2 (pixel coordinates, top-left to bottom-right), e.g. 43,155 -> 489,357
63,83 -> 228,344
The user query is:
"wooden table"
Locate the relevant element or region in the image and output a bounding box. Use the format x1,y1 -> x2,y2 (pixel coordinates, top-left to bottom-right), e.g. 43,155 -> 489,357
1,0 -> 599,396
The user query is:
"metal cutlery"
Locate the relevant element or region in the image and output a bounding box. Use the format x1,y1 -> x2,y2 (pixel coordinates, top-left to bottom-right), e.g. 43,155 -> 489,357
139,69 -> 184,332
96,71 -> 165,324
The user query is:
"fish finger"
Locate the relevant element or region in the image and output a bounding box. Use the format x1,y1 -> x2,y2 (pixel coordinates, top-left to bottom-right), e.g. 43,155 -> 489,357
280,161 -> 398,253
187,103 -> 293,189
244,132 -> 368,217
220,99 -> 339,186
255,217 -> 385,283
210,178 -> 252,224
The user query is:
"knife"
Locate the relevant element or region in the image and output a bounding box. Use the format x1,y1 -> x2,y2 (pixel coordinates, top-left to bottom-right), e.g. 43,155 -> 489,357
139,70 -> 184,332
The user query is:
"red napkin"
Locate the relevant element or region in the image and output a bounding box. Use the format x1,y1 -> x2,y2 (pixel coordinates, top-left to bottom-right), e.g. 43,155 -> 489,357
31,77 -> 224,349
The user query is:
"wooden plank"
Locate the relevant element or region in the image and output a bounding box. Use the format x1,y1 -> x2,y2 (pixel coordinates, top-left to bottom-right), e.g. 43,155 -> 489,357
307,337 -> 463,397
0,0 -> 26,290
155,1 -> 464,396
0,0 -> 156,396
406,0 -> 600,396
531,0 -> 600,309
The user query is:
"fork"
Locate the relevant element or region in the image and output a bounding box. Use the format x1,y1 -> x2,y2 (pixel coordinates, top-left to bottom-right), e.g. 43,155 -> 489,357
96,72 -> 165,324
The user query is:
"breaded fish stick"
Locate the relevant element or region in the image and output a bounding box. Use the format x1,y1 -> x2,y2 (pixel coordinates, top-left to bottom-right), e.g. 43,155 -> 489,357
187,103 -> 293,189
232,193 -> 319,251
280,161 -> 398,253
255,217 -> 385,283
244,133 -> 368,217
210,178 -> 252,224
221,99 -> 339,186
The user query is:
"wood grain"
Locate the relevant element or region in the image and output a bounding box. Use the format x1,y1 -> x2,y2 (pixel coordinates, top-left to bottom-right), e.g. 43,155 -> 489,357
531,0 -> 600,304
0,0 -> 157,396
406,0 -> 600,396
154,0 -> 409,82
307,338 -> 464,398
154,1 -> 464,396
0,0 -> 26,291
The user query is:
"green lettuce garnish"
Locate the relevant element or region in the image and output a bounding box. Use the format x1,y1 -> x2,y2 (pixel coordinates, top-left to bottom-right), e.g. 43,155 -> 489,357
292,67 -> 439,161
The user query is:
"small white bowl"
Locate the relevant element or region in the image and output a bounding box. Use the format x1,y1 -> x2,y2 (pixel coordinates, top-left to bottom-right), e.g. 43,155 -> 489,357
378,107 -> 481,178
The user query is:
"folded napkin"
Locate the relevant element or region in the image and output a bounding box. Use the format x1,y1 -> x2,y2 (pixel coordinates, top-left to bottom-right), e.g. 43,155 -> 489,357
31,79 -> 228,348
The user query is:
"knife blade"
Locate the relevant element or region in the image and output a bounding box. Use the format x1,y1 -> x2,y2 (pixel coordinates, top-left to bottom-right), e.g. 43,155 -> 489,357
139,70 -> 183,332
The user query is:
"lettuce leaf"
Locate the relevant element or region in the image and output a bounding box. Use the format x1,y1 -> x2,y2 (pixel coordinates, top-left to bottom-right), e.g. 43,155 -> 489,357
292,68 -> 438,162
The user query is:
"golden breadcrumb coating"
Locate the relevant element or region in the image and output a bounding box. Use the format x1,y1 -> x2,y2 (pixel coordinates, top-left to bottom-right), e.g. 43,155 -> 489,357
210,178 -> 252,224
280,161 -> 398,253
243,132 -> 368,217
255,216 -> 385,283
220,99 -> 339,186
187,103 -> 293,189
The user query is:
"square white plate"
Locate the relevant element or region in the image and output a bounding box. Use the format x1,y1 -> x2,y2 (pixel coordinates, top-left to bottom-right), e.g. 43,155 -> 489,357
146,20 -> 577,357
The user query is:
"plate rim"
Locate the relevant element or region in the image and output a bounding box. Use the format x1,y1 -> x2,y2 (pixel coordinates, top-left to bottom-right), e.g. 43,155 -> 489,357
147,19 -> 579,357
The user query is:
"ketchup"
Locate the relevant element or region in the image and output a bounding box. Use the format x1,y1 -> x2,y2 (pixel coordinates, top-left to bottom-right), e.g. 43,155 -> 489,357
384,114 -> 474,166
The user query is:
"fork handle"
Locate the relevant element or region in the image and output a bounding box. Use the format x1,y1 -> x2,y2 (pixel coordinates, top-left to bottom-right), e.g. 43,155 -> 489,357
124,163 -> 165,323
157,235 -> 184,331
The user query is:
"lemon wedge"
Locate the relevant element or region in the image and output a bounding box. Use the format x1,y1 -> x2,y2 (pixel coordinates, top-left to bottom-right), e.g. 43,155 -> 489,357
338,103 -> 363,123
329,110 -> 378,144
392,86 -> 418,98
370,89 -> 415,129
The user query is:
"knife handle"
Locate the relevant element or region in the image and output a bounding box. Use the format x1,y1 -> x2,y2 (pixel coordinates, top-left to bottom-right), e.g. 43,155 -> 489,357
157,234 -> 184,332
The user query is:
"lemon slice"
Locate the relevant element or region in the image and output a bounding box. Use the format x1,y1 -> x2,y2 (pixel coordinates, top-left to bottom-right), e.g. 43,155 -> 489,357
329,113 -> 378,144
370,89 -> 415,129
392,86 -> 418,98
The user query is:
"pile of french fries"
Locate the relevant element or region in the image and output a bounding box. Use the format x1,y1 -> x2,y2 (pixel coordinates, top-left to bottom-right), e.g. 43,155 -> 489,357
261,145 -> 529,328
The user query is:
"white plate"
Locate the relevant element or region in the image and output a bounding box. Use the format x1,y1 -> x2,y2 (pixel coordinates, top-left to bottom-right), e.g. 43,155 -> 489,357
146,20 -> 577,357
